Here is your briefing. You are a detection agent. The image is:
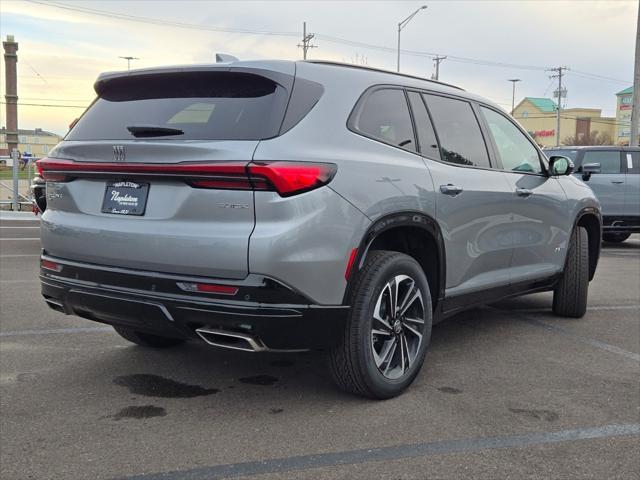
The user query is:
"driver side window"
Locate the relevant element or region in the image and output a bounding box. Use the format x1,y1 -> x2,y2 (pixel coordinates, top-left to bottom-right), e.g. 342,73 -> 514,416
481,106 -> 543,174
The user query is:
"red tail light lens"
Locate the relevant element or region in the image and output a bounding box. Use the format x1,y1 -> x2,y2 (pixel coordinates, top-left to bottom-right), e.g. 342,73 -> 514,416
248,161 -> 337,197
36,158 -> 336,197
176,282 -> 238,296
41,259 -> 63,272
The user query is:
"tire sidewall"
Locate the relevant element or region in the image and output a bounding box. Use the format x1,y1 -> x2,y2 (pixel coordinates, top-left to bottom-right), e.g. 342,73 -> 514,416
354,253 -> 433,398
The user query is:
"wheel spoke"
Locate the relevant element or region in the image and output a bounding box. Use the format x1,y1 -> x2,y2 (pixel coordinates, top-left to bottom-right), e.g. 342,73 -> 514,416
401,334 -> 412,370
404,316 -> 425,325
399,288 -> 423,316
397,280 -> 416,314
372,328 -> 392,337
388,278 -> 398,318
403,323 -> 422,341
373,293 -> 393,332
383,340 -> 398,375
374,338 -> 395,368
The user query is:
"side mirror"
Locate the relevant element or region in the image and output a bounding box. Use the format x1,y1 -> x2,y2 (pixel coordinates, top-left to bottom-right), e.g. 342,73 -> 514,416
581,162 -> 601,181
549,155 -> 574,176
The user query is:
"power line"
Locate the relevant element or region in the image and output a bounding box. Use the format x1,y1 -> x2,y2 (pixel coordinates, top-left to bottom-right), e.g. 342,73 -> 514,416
24,0 -> 299,37
24,0 -> 630,82
0,102 -> 86,108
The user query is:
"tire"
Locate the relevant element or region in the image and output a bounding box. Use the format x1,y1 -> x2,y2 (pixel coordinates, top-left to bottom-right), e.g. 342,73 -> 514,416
602,232 -> 630,243
552,226 -> 589,318
329,250 -> 433,399
113,326 -> 185,348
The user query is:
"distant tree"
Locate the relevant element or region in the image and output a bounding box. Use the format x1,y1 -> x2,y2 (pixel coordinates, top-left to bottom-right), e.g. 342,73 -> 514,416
563,130 -> 613,146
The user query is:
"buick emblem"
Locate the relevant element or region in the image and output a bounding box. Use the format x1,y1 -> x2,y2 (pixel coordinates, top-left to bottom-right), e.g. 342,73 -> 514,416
113,145 -> 125,162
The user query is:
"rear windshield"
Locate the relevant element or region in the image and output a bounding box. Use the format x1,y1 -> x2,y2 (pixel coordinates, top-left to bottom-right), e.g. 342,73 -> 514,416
67,71 -> 289,141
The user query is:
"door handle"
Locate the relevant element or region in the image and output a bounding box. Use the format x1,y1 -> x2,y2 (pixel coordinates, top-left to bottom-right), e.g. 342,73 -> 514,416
611,180 -> 624,184
516,188 -> 533,197
440,184 -> 463,196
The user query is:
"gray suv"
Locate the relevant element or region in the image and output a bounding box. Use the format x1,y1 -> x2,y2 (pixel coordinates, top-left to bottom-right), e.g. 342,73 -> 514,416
36,60 -> 601,398
543,146 -> 639,243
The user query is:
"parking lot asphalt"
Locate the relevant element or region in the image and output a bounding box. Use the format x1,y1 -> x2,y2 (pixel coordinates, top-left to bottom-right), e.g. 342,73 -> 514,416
1,217 -> 638,480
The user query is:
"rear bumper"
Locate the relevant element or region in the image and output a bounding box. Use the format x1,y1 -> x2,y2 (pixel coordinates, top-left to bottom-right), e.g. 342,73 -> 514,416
40,255 -> 348,350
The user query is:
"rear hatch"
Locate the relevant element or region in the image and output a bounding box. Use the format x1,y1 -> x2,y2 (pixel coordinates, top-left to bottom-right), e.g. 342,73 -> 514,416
39,67 -> 293,279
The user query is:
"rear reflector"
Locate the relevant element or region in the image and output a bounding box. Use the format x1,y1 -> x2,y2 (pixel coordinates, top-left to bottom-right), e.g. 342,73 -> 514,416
176,282 -> 238,296
344,248 -> 358,281
36,158 -> 336,197
41,259 -> 63,272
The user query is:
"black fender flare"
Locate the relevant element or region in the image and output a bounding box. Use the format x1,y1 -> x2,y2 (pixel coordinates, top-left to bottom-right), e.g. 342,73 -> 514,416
343,211 -> 446,307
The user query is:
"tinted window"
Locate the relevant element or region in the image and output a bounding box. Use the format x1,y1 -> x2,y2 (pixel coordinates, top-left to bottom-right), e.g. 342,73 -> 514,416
424,94 -> 490,168
626,152 -> 640,174
351,89 -> 416,152
545,149 -> 578,162
582,151 -> 621,174
481,107 -> 542,174
68,72 -> 289,141
407,91 -> 440,159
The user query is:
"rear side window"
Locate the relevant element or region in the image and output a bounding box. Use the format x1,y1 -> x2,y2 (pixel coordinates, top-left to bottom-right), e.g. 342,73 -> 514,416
406,91 -> 440,160
350,89 -> 417,153
582,151 -> 622,174
67,72 -> 290,141
423,94 -> 491,168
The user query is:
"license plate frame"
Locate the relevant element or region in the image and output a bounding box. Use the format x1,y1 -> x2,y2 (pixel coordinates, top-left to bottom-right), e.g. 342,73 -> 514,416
101,180 -> 150,216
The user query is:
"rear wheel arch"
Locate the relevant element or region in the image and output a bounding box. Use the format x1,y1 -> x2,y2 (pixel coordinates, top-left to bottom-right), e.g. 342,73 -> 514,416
345,212 -> 445,311
575,208 -> 601,281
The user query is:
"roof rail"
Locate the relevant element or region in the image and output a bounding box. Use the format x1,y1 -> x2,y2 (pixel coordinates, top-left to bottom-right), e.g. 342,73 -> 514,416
303,60 -> 464,91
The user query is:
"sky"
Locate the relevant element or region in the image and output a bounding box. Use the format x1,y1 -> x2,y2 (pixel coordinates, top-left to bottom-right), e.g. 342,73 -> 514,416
0,0 -> 637,136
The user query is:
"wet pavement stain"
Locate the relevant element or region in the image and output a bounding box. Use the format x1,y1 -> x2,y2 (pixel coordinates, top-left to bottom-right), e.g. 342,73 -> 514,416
113,374 -> 219,398
270,359 -> 295,368
438,386 -> 463,394
113,405 -> 166,421
509,408 -> 559,422
239,375 -> 279,386
269,408 -> 284,414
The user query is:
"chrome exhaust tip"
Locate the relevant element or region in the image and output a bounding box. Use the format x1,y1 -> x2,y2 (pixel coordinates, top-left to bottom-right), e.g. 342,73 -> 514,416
195,327 -> 267,353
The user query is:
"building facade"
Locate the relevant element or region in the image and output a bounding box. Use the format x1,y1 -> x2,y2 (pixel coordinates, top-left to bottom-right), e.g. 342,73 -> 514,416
615,86 -> 633,145
512,97 -> 617,148
0,128 -> 61,157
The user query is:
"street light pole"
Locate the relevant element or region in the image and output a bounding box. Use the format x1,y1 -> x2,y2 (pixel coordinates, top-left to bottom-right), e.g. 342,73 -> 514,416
397,5 -> 427,73
508,79 -> 521,115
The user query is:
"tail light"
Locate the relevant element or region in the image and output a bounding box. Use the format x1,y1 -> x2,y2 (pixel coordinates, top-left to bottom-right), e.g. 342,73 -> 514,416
36,158 -> 336,197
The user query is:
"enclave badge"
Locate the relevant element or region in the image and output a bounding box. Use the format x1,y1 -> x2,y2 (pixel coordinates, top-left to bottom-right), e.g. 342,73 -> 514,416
113,145 -> 125,162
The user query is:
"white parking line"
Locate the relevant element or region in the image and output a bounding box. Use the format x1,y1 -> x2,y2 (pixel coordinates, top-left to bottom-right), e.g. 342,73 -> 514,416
0,238 -> 40,241
0,226 -> 40,229
0,254 -> 40,258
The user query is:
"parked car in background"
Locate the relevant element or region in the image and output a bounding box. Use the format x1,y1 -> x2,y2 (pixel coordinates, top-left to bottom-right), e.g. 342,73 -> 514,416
36,60 -> 601,398
543,146 -> 640,243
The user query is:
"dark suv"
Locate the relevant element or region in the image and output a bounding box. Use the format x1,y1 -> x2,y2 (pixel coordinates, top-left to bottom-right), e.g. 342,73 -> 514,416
544,146 -> 639,243
36,60 -> 601,398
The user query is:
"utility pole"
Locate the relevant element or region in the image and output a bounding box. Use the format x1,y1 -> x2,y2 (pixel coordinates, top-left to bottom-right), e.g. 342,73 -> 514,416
548,66 -> 568,147
119,56 -> 139,71
298,22 -> 316,60
630,0 -> 639,146
432,55 -> 446,81
508,79 -> 521,115
397,5 -> 427,72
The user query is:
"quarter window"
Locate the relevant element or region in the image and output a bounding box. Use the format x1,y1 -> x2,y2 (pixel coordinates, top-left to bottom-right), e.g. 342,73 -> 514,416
351,89 -> 417,152
423,94 -> 490,168
626,152 -> 639,174
582,151 -> 621,174
481,107 -> 542,174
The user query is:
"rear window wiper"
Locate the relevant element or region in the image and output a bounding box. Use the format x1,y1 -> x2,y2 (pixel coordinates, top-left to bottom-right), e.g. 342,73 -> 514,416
126,125 -> 184,138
